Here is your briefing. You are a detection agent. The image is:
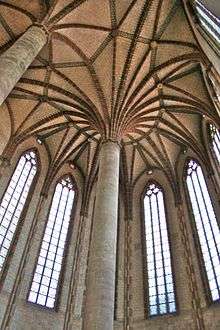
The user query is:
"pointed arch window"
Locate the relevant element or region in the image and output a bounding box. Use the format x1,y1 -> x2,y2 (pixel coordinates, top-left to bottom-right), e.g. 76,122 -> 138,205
209,123 -> 220,165
28,176 -> 75,309
144,182 -> 176,316
0,150 -> 38,271
186,159 -> 220,302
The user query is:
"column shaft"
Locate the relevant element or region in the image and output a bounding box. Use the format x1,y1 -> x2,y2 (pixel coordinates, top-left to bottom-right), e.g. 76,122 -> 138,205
0,25 -> 47,105
84,141 -> 120,330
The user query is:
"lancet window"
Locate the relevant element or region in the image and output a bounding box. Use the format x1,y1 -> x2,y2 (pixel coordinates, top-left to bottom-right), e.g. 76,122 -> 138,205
28,176 -> 75,309
144,182 -> 176,316
0,150 -> 37,271
186,159 -> 220,301
209,123 -> 220,165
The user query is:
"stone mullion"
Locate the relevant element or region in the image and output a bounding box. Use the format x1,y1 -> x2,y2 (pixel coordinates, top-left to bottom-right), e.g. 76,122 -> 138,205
177,204 -> 205,330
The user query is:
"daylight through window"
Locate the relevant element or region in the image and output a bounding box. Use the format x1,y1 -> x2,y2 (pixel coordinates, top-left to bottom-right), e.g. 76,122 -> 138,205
28,176 -> 75,309
144,183 -> 176,316
186,159 -> 220,301
0,150 -> 37,271
195,1 -> 220,44
210,124 -> 220,164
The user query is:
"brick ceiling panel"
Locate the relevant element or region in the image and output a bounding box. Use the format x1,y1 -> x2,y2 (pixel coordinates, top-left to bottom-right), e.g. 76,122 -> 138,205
0,0 -> 219,181
56,0 -> 111,28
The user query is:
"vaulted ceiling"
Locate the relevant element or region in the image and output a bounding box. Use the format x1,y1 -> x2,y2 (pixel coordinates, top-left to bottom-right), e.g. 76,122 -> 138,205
0,0 -> 219,198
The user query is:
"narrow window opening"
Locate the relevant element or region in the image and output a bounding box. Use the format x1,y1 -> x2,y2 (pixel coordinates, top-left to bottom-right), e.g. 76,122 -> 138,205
0,150 -> 37,271
186,159 -> 220,302
144,183 -> 176,316
210,124 -> 220,165
28,176 -> 75,309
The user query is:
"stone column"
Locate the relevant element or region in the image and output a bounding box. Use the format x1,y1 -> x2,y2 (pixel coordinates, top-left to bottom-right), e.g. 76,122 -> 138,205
0,24 -> 48,105
83,141 -> 120,330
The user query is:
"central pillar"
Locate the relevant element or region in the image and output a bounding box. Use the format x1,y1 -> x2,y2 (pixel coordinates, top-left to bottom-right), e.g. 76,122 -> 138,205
83,141 -> 120,330
0,24 -> 48,105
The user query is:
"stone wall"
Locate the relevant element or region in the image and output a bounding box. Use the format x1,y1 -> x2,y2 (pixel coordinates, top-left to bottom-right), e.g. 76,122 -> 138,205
0,140 -> 220,329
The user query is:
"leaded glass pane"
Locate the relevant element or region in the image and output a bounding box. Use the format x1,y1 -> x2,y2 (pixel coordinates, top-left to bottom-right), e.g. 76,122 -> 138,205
0,151 -> 37,271
186,159 -> 220,301
28,176 -> 75,309
144,183 -> 176,316
210,124 -> 220,164
195,1 -> 220,44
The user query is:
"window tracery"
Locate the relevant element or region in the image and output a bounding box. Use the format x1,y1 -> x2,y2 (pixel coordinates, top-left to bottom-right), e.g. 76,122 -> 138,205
186,159 -> 220,301
28,176 -> 75,309
0,150 -> 37,271
209,123 -> 220,165
144,182 -> 176,316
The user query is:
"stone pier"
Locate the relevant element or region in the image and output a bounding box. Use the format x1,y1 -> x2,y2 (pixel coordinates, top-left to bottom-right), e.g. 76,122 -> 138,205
83,141 -> 120,330
0,25 -> 47,105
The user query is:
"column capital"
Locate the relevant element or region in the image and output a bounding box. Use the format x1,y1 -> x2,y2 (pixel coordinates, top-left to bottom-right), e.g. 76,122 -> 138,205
101,138 -> 122,150
31,23 -> 49,38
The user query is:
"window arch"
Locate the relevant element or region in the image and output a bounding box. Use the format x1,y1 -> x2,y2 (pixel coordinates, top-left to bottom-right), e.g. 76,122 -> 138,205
28,175 -> 75,309
209,123 -> 220,165
0,150 -> 38,272
143,182 -> 176,316
186,159 -> 220,302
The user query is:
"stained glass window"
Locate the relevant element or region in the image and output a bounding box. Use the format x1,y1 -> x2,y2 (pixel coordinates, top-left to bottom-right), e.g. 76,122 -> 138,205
210,124 -> 220,164
144,183 -> 176,316
0,150 -> 37,271
195,1 -> 220,44
186,159 -> 220,301
28,176 -> 75,309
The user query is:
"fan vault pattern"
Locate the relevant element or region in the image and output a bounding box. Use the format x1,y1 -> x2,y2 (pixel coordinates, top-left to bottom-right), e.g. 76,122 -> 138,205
0,0 -> 219,205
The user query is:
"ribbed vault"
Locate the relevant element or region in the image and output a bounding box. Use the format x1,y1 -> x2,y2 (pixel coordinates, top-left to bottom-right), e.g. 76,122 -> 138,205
0,0 -> 219,199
